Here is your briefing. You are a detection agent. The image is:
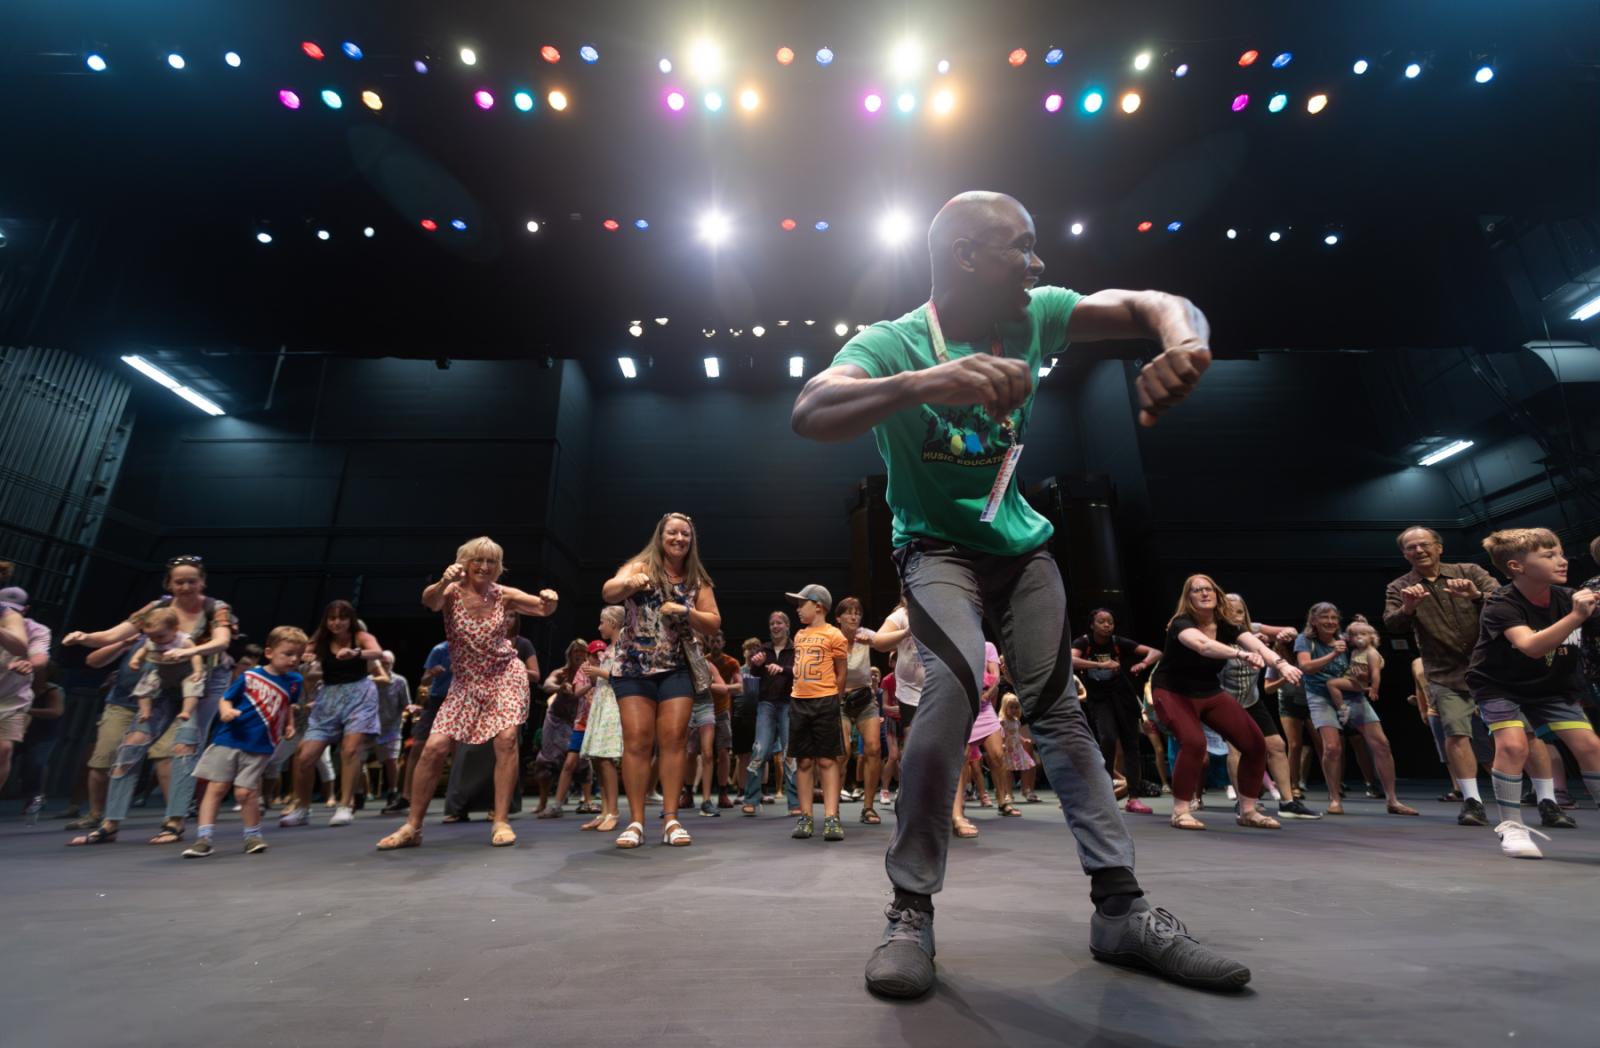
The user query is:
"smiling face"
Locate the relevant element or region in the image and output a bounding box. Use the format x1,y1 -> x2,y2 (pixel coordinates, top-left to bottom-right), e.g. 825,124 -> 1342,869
962,198 -> 1044,324
466,555 -> 500,586
1513,543 -> 1568,586
1400,528 -> 1442,575
1313,608 -> 1342,640
660,516 -> 693,563
768,612 -> 790,644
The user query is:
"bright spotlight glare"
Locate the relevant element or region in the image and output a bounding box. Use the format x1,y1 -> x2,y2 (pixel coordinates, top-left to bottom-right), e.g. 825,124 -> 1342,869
343,42 -> 364,61
316,229 -> 330,241
1133,51 -> 1152,71
1405,62 -> 1422,79
1226,228 -> 1238,239
256,232 -> 272,244
363,227 -> 375,238
1272,52 -> 1293,68
361,90 -> 383,111
1269,231 -> 1282,242
618,357 -> 638,379
698,212 -> 730,245
1069,221 -> 1084,236
1353,59 -> 1370,75
1569,293 -> 1600,321
86,53 -> 108,72
580,46 -> 599,64
1324,233 -> 1340,246
666,91 -> 686,111
321,89 -> 343,109
834,322 -> 849,336
896,92 -> 915,113
547,90 -> 568,111
889,40 -> 923,78
932,89 -> 954,114
1306,93 -> 1328,114
1082,91 -> 1104,113
688,39 -> 723,79
526,220 -> 540,233
659,58 -> 673,74
704,357 -> 721,378
1045,48 -> 1064,66
1120,91 -> 1141,114
1044,93 -> 1063,113
224,51 -> 241,68
628,323 -> 643,337
789,356 -> 805,377
704,91 -> 723,111
752,326 -> 766,337
1475,65 -> 1494,84
864,93 -> 883,113
513,90 -> 534,111
120,356 -> 225,416
936,59 -> 950,74
459,48 -> 477,66
1174,63 -> 1189,78
1268,93 -> 1287,113
167,53 -> 186,70
877,211 -> 913,246
278,90 -> 301,109
816,47 -> 834,66
739,88 -> 760,111
474,89 -> 495,109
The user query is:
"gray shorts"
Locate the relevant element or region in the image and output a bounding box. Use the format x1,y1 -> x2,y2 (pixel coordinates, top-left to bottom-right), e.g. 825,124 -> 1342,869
195,743 -> 271,792
842,687 -> 881,726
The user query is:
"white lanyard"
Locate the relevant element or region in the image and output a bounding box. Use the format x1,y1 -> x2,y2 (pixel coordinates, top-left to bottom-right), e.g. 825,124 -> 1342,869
923,301 -> 1025,525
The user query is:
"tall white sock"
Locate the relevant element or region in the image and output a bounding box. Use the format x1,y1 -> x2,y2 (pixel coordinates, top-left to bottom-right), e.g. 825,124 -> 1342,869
1457,777 -> 1482,803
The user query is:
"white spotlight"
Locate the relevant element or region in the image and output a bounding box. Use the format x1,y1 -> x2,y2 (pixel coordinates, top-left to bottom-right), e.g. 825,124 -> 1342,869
654,317 -> 669,326
1569,293 -> 1600,322
1268,230 -> 1282,242
698,211 -> 730,245
316,229 -> 330,241
1226,228 -> 1238,240
688,39 -> 723,79
1069,221 -> 1084,237
628,322 -> 643,337
834,322 -> 849,336
1324,233 -> 1340,246
752,325 -> 766,337
255,232 -> 273,244
526,220 -> 541,233
459,47 -> 477,66
704,357 -> 721,378
120,355 -> 225,415
1133,51 -> 1152,71
789,356 -> 805,378
617,357 -> 638,379
877,210 -> 913,247
363,226 -> 375,238
889,40 -> 923,79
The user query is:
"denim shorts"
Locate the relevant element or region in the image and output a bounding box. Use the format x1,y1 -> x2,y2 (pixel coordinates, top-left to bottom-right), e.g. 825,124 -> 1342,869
568,729 -> 586,753
613,669 -> 694,702
1307,690 -> 1380,732
689,698 -> 716,730
305,679 -> 381,741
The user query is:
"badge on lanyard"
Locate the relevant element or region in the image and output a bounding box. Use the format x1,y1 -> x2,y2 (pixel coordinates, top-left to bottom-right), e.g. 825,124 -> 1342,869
924,301 -> 1025,525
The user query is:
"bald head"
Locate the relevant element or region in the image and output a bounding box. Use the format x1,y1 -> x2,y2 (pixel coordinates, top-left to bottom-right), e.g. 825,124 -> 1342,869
927,192 -> 1042,322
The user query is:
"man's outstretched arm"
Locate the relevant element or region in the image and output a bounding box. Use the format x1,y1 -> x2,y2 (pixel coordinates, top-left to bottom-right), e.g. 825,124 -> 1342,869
1065,289 -> 1213,427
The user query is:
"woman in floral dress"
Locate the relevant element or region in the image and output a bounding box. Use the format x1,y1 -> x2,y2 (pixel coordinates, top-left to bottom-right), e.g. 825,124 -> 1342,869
378,536 -> 557,850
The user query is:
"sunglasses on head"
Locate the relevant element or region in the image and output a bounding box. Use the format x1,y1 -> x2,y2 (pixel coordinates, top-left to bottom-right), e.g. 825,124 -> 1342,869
167,555 -> 204,568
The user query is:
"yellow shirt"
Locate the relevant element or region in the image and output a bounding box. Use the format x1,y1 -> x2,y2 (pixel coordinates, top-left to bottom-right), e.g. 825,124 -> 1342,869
791,623 -> 849,699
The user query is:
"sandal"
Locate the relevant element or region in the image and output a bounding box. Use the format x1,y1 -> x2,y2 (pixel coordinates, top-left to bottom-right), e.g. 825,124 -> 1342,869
998,802 -> 1022,818
1236,809 -> 1282,830
662,819 -> 693,847
574,802 -> 599,815
536,807 -> 563,820
1023,792 -> 1040,803
64,815 -> 103,831
1170,811 -> 1207,831
741,804 -> 758,816
441,814 -> 471,824
148,822 -> 185,845
376,824 -> 422,850
580,814 -> 604,831
1326,801 -> 1345,815
1387,802 -> 1420,817
67,826 -> 118,846
615,821 -> 645,849
594,814 -> 619,833
952,817 -> 980,839
490,822 -> 517,847
860,808 -> 882,825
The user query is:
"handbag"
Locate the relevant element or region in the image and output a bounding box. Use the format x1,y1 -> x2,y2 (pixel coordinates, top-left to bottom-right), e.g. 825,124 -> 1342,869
683,637 -> 713,696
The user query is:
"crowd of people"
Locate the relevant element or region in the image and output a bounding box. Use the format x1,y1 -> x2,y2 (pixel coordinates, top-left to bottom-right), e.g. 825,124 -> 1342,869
5,523 -> 1598,867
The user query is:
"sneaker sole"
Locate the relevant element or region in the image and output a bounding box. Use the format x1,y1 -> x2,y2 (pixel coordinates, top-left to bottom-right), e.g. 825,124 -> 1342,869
1090,948 -> 1252,992
1458,818 -> 1488,827
181,849 -> 213,859
1277,811 -> 1322,820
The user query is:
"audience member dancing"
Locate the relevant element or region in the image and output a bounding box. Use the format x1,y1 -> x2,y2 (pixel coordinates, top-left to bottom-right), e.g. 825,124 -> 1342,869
834,597 -> 886,824
793,191 -> 1249,997
1218,594 -> 1321,820
601,513 -> 721,849
743,610 -> 799,815
377,536 -> 557,850
578,613 -> 625,832
0,586 -> 50,801
537,640 -> 592,818
1071,609 -> 1159,814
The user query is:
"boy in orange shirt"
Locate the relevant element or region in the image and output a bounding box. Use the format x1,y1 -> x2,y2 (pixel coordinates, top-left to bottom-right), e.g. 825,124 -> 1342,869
787,584 -> 850,841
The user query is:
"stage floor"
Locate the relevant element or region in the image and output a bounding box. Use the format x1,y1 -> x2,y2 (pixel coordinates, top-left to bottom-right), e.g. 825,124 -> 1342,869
2,784 -> 1594,1047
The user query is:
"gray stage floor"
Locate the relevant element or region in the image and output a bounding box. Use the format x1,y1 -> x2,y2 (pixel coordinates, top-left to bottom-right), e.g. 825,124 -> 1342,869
2,784 -> 1595,1047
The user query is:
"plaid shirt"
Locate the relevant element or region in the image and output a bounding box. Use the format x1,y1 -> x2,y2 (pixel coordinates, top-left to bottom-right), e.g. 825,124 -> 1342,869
1383,561 -> 1499,692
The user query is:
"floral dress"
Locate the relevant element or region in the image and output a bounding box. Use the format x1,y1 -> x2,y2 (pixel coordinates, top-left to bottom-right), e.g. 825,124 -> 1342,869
432,585 -> 530,745
1002,719 -> 1036,772
580,644 -> 623,761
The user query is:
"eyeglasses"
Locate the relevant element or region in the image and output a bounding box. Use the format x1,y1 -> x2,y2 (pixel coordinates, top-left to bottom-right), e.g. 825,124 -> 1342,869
166,555 -> 204,567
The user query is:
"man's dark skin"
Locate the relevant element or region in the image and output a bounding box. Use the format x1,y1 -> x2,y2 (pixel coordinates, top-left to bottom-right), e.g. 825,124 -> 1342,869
792,191 -> 1212,441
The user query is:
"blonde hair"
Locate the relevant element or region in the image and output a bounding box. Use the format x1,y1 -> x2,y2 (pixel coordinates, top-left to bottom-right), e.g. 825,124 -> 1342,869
137,607 -> 180,632
1482,527 -> 1560,574
456,535 -> 506,577
600,605 -> 626,630
1223,592 -> 1254,629
1168,574 -> 1238,628
1343,615 -> 1379,648
264,625 -> 309,650
619,512 -> 715,596
1000,693 -> 1021,722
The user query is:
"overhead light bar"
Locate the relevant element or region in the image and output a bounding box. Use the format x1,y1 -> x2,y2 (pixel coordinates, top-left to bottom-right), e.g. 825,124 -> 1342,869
120,355 -> 225,416
704,357 -> 721,378
617,357 -> 638,379
1417,439 -> 1474,467
789,356 -> 805,378
1569,293 -> 1600,322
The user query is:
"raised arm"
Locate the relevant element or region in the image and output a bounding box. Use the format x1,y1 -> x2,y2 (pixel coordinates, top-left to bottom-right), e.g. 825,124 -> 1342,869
1062,289 -> 1212,427
423,563 -> 464,612
792,358 -> 1033,443
85,635 -> 138,669
503,586 -> 560,617
602,562 -> 651,605
0,610 -> 28,657
1505,590 -> 1597,659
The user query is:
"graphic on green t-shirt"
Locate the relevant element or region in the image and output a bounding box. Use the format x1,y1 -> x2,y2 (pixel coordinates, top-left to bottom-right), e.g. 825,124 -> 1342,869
831,286 -> 1082,557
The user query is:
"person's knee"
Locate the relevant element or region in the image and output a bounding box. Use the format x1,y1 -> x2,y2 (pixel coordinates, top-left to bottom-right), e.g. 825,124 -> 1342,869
1323,739 -> 1344,763
1494,731 -> 1529,764
862,739 -> 881,760
1266,736 -> 1286,757
235,787 -> 258,803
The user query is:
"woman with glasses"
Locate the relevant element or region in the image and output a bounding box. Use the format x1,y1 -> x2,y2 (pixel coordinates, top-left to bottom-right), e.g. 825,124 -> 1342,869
601,512 -> 721,849
1150,574 -> 1303,831
61,555 -> 233,846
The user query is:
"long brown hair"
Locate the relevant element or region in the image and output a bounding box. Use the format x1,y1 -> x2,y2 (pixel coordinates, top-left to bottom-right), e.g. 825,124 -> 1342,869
562,638 -> 588,679
1167,574 -> 1240,628
619,512 -> 715,596
311,600 -> 358,664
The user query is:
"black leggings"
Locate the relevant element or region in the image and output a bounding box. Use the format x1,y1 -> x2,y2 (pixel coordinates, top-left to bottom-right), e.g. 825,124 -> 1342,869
1086,695 -> 1144,796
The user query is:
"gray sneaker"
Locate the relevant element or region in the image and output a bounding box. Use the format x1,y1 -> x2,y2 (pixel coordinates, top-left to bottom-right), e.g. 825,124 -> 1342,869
823,816 -> 844,841
1089,899 -> 1250,992
791,815 -> 814,839
244,837 -> 268,855
864,904 -> 937,998
181,838 -> 214,859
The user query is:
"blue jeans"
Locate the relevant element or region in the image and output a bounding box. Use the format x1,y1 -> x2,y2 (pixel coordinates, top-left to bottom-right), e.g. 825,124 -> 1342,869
744,702 -> 798,807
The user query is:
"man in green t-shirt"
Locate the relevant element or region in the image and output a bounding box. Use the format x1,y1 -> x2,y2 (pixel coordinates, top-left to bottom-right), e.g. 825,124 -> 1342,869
792,191 -> 1244,1000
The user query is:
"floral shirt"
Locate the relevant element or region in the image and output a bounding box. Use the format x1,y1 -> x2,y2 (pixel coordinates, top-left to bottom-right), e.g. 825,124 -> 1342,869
615,578 -> 701,678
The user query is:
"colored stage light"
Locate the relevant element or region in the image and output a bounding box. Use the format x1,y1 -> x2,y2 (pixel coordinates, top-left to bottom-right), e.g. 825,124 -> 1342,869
618,357 -> 638,379
739,88 -> 760,111
414,59 -> 429,74
1404,62 -> 1421,79
580,46 -> 599,63
167,53 -> 186,70
303,42 -> 326,61
420,219 -> 438,231
1120,91 -> 1141,113
450,219 -> 467,231
362,90 -> 383,111
459,47 -> 477,66
1306,93 -> 1327,114
877,211 -> 912,247
514,91 -> 534,111
932,89 -> 954,114
316,229 -> 331,241
541,46 -> 561,63
343,42 -> 363,60
634,219 -> 649,230
1045,48 -> 1063,66
897,92 -> 915,113
1167,221 -> 1182,232
474,90 -> 494,109
1174,63 -> 1189,78
666,91 -> 686,111
814,221 -> 829,231
1231,93 -> 1249,111
279,89 -> 301,109
1133,51 -> 1152,71
1352,59 -> 1369,75
816,47 -> 834,66
1268,93 -> 1287,113
1238,50 -> 1259,67
548,90 -> 568,110
224,52 -> 241,68
780,219 -> 797,231
1008,48 -> 1027,67
704,91 -> 723,111
1044,93 -> 1063,113
1082,90 -> 1104,113
864,93 -> 882,113
602,219 -> 619,231
256,232 -> 272,244
1069,222 -> 1084,236
86,53 -> 108,72
1272,52 -> 1292,68
1137,221 -> 1153,232
1474,65 -> 1494,84
321,89 -> 343,109
777,47 -> 794,66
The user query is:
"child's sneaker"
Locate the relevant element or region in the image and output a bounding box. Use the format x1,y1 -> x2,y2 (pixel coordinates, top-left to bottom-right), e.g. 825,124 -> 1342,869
1495,820 -> 1549,859
791,815 -> 814,839
277,807 -> 308,828
823,816 -> 844,841
329,806 -> 354,827
182,838 -> 214,859
244,837 -> 268,855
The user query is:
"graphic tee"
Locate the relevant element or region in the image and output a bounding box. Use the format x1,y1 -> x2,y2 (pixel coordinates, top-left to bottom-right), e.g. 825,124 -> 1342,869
1467,584 -> 1587,704
213,667 -> 303,754
831,287 -> 1083,556
791,623 -> 849,700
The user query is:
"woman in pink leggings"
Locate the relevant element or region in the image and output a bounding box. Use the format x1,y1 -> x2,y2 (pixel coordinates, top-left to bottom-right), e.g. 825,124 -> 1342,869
1150,574 -> 1304,831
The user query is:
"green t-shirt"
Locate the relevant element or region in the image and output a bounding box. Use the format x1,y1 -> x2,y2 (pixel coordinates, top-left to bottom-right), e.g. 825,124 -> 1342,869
831,286 -> 1082,556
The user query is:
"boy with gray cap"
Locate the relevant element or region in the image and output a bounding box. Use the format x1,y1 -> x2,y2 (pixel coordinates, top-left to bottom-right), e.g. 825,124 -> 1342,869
786,583 -> 849,841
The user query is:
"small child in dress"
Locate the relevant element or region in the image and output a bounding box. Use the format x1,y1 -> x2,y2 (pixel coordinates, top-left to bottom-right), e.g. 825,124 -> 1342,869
127,607 -> 206,723
1000,693 -> 1036,780
183,627 -> 307,858
1324,617 -> 1384,721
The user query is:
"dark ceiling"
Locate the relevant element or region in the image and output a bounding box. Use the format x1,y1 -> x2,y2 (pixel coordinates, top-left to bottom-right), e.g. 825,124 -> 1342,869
0,0 -> 1596,369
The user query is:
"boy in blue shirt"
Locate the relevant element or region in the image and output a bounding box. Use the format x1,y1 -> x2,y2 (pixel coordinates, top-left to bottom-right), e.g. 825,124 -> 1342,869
184,627 -> 308,857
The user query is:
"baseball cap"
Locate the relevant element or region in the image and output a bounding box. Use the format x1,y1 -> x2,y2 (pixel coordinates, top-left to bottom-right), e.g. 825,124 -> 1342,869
784,584 -> 833,610
586,640 -> 607,655
0,586 -> 28,612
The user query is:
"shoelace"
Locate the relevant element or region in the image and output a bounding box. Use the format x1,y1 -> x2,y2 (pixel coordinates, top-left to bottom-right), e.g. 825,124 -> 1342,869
882,905 -> 931,946
1143,907 -> 1195,947
1495,821 -> 1551,843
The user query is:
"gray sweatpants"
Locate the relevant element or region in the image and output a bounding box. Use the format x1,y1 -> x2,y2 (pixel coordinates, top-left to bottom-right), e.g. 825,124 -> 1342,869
886,542 -> 1136,897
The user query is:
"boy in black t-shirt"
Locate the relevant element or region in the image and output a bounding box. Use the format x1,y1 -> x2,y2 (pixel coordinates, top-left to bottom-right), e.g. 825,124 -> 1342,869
1467,528 -> 1600,859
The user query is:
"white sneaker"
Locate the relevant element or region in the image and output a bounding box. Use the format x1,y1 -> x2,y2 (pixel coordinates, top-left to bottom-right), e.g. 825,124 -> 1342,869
231,802 -> 243,812
1495,820 -> 1550,859
878,789 -> 891,806
329,806 -> 354,827
1268,785 -> 1282,801
1225,785 -> 1238,802
277,807 -> 308,828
